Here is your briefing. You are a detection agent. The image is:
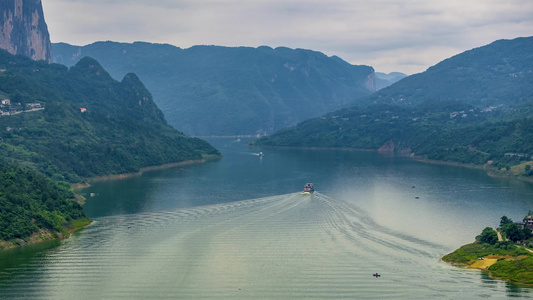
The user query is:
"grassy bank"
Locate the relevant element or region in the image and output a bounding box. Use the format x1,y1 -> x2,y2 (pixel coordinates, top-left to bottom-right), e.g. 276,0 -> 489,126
0,217 -> 92,251
442,242 -> 533,285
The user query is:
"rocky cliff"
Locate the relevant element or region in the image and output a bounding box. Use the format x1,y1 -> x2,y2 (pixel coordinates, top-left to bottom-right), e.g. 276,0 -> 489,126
0,0 -> 51,62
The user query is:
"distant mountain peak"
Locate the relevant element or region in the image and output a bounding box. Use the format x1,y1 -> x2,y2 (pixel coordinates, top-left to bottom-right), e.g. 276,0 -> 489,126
70,56 -> 114,81
52,42 -> 376,136
367,36 -> 533,107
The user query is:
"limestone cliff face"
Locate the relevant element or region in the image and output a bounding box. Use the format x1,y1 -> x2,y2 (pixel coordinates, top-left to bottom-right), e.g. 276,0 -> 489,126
0,0 -> 51,62
365,71 -> 376,92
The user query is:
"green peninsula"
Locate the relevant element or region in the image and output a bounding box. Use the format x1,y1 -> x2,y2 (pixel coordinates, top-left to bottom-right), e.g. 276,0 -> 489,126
442,215 -> 533,285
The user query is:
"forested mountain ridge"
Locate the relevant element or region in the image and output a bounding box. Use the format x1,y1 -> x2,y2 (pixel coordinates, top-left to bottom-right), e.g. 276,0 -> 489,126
52,42 -> 375,136
0,49 -> 219,182
253,37 -> 533,175
362,37 -> 533,107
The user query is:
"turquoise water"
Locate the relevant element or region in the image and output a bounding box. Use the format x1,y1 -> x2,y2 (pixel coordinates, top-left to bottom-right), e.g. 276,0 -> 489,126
1,138 -> 533,298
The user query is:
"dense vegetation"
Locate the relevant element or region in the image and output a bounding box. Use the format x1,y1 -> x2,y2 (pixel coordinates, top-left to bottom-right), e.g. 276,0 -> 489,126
0,160 -> 89,247
253,100 -> 533,171
253,37 -> 533,173
0,50 -> 219,182
362,37 -> 533,107
498,215 -> 533,245
0,49 -> 219,246
442,214 -> 533,285
52,42 -> 375,136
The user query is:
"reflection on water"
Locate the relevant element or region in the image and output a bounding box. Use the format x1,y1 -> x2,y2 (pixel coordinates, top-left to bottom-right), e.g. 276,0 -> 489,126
1,138 -> 533,298
3,192 -> 531,299
1,192 -> 532,299
0,239 -> 60,279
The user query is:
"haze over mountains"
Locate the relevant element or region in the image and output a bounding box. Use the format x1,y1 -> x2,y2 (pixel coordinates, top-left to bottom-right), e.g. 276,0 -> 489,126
52,42 -> 376,136
254,36 -> 533,174
363,37 -> 533,108
1,0 -> 532,248
374,72 -> 407,90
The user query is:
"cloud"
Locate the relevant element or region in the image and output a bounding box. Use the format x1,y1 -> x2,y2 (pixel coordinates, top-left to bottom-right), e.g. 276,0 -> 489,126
42,0 -> 533,74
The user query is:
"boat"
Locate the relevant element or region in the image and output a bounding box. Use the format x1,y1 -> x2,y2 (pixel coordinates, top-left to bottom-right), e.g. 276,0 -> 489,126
303,183 -> 314,194
258,152 -> 264,157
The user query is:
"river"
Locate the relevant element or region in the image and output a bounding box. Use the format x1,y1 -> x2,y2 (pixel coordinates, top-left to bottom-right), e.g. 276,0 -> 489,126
1,138 -> 533,299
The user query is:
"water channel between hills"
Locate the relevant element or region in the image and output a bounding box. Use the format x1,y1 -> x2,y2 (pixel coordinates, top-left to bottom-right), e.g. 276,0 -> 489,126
1,138 -> 533,299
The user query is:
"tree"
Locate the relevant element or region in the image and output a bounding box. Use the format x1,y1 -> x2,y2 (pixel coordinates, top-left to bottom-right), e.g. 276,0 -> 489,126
477,227 -> 499,245
500,216 -> 513,227
523,227 -> 533,240
502,222 -> 524,242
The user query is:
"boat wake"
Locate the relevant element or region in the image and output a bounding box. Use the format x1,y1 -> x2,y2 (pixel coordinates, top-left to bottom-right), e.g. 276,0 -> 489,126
0,192 -> 499,299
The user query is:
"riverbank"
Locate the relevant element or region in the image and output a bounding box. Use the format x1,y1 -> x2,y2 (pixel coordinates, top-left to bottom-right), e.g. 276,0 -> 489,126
1,156 -> 221,252
0,218 -> 92,251
442,242 -> 533,286
250,144 -> 533,183
85,159 -> 208,183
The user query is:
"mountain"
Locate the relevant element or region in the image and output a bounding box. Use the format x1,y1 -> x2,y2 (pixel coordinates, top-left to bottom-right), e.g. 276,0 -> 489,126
375,72 -> 407,90
253,37 -> 533,173
0,49 -> 219,182
364,37 -> 533,107
52,42 -> 376,136
0,0 -> 51,62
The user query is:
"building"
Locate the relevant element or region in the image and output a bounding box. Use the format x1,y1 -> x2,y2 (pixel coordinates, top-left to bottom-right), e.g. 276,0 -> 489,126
26,103 -> 42,108
523,215 -> 533,230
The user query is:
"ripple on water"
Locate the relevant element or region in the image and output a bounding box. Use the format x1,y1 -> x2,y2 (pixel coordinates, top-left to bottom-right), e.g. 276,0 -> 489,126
1,193 -> 532,299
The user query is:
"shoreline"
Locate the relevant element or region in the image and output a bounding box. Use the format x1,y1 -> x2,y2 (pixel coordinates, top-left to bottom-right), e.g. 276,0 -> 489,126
0,219 -> 93,252
1,157 -> 220,252
85,159 -> 206,183
442,256 -> 533,287
251,144 -> 533,183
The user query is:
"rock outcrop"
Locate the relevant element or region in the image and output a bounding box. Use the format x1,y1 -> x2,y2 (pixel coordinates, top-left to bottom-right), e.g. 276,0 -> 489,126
0,0 -> 51,62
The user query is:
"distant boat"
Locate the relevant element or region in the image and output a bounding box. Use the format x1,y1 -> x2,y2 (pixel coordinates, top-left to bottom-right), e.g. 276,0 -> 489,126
373,273 -> 381,278
303,183 -> 314,194
259,151 -> 264,157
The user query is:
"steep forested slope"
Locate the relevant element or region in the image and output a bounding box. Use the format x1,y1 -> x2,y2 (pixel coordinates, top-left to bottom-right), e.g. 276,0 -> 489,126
0,160 -> 89,249
253,37 -> 533,173
52,42 -> 375,136
0,50 -> 219,182
363,37 -> 533,107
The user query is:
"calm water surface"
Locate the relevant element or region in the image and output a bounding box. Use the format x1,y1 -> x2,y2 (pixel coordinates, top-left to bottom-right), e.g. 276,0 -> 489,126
1,138 -> 533,299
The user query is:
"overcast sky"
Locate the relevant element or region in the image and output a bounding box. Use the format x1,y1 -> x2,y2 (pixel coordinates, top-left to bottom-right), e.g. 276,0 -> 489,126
42,0 -> 533,74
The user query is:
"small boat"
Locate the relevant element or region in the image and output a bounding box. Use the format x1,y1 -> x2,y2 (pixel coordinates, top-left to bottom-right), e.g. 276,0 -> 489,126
303,183 -> 314,194
258,152 -> 264,157
373,273 -> 381,278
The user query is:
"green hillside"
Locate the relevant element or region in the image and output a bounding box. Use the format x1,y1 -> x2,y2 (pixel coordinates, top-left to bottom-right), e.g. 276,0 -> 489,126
0,160 -> 89,249
0,49 -> 220,247
0,50 -> 219,182
253,100 -> 533,169
52,42 -> 375,136
253,37 -> 533,173
363,37 -> 533,107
